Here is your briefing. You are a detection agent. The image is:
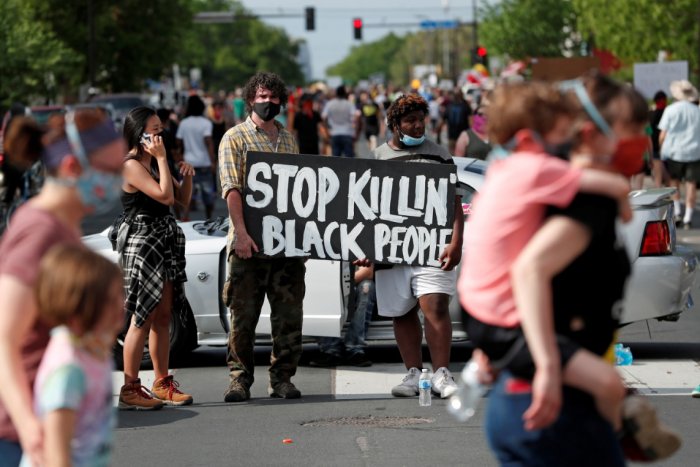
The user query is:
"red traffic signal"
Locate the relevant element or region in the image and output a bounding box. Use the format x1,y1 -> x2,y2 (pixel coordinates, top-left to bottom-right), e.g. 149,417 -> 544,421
353,18 -> 363,40
476,46 -> 487,57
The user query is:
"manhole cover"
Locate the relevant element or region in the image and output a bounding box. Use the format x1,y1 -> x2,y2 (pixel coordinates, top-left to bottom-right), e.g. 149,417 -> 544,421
301,416 -> 434,428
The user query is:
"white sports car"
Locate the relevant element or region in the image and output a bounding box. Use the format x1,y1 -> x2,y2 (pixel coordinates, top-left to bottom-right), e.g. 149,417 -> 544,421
83,158 -> 698,363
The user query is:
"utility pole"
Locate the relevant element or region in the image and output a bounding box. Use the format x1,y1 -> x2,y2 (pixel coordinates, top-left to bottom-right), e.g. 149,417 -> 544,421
442,0 -> 450,79
472,0 -> 478,50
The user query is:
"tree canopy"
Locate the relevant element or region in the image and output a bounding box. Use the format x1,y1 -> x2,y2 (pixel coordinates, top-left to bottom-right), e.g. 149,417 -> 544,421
326,33 -> 405,84
1,0 -> 304,107
179,0 -> 304,91
573,0 -> 699,79
479,0 -> 579,59
0,0 -> 81,107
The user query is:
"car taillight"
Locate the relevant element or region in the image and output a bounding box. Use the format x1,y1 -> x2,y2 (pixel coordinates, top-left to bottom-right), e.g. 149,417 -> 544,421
639,221 -> 671,256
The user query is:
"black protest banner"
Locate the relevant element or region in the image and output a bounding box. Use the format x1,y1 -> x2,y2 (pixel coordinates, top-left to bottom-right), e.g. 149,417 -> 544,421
243,151 -> 457,267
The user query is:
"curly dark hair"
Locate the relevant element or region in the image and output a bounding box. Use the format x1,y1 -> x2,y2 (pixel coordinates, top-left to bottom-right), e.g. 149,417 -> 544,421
386,94 -> 429,131
243,72 -> 289,115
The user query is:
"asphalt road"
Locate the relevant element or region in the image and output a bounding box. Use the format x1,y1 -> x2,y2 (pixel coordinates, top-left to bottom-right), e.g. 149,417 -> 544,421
110,308 -> 700,467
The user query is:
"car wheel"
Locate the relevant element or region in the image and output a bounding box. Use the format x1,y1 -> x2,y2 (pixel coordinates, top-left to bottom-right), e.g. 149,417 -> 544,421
113,300 -> 198,370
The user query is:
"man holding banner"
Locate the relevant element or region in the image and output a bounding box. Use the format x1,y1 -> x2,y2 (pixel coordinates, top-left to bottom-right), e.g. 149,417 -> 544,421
219,72 -> 305,402
374,94 -> 464,399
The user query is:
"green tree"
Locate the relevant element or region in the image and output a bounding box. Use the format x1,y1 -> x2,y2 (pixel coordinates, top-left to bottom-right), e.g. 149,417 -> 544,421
0,0 -> 81,107
27,0 -> 193,92
326,33 -> 406,84
479,0 -> 579,59
573,0 -> 699,80
177,0 -> 304,90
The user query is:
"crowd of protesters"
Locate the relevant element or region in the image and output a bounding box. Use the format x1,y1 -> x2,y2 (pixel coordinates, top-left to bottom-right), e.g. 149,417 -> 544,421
0,68 -> 693,466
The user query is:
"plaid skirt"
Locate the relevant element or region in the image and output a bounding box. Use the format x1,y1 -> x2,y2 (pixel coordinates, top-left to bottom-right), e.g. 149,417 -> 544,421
119,214 -> 187,328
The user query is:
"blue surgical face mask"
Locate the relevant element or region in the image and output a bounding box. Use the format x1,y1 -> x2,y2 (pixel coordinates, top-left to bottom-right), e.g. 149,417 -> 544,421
74,168 -> 123,214
64,111 -> 123,214
399,132 -> 426,147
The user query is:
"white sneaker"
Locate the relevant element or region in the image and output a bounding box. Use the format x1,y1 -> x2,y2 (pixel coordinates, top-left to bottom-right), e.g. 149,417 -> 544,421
391,367 -> 421,397
432,367 -> 458,398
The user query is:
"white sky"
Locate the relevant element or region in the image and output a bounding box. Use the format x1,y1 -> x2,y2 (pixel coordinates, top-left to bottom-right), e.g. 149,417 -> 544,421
239,0 -> 479,79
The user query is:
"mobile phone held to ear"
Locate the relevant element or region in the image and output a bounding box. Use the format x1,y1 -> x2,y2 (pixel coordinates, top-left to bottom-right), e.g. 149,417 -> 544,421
140,133 -> 152,145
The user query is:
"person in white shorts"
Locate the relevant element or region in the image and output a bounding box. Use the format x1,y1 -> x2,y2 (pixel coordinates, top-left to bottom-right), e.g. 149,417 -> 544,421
371,94 -> 464,399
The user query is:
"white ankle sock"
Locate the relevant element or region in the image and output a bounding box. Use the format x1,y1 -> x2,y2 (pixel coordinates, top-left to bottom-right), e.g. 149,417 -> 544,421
684,208 -> 694,224
674,200 -> 682,216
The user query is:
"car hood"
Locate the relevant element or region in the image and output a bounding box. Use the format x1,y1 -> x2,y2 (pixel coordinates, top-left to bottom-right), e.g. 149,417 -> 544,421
82,220 -> 226,256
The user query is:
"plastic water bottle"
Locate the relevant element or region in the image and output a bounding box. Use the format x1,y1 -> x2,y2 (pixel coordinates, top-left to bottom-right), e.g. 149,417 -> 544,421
447,359 -> 485,422
614,343 -> 634,366
419,369 -> 432,407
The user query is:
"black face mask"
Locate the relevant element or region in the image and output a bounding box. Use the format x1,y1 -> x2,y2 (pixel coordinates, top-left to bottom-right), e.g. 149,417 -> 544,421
253,101 -> 281,122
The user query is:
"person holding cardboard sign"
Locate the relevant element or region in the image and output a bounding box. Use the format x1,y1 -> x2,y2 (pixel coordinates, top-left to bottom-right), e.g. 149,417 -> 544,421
219,72 -> 306,403
370,94 -> 464,399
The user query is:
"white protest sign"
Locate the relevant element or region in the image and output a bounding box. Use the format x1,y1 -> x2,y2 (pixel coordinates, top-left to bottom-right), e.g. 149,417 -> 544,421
633,61 -> 688,99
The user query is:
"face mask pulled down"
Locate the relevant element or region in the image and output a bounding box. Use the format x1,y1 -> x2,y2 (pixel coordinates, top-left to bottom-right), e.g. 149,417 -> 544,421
399,132 -> 426,147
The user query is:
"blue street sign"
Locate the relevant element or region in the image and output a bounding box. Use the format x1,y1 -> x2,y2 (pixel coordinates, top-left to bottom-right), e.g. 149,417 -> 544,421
420,19 -> 458,30
437,20 -> 458,29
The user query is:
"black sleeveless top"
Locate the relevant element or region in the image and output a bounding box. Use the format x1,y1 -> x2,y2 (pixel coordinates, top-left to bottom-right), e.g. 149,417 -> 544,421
121,156 -> 170,217
121,190 -> 169,217
464,130 -> 492,160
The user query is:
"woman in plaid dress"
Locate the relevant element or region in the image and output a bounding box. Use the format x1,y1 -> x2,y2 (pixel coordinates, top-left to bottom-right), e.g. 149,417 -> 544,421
117,107 -> 195,410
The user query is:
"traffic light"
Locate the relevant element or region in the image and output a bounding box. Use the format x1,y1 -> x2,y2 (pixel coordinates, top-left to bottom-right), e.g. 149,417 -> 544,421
305,7 -> 315,31
353,18 -> 363,40
472,45 -> 488,66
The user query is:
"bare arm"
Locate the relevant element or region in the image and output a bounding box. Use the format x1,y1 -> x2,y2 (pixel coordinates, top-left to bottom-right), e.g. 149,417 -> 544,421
44,409 -> 76,467
454,130 -> 470,157
354,265 -> 374,284
578,169 -> 630,198
578,169 -> 632,222
174,162 -> 195,209
439,196 -> 464,270
226,189 -> 258,258
659,130 -> 667,148
511,216 -> 591,430
0,276 -> 44,466
123,135 -> 174,205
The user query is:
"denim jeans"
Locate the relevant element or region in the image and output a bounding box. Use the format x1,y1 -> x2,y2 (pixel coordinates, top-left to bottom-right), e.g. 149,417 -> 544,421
485,371 -> 624,467
331,135 -> 355,157
318,280 -> 375,356
0,438 -> 22,466
193,167 -> 216,208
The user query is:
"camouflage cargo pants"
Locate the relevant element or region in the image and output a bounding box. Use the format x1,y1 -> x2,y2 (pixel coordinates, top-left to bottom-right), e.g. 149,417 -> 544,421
223,253 -> 305,386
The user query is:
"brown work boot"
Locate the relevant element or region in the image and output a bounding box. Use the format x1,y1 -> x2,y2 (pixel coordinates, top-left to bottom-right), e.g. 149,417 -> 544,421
119,379 -> 164,411
269,381 -> 301,399
620,395 -> 682,462
151,375 -> 193,406
224,378 -> 251,403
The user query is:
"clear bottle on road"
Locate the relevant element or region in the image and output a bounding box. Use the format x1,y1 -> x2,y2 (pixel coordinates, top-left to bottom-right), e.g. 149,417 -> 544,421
447,359 -> 485,422
419,369 -> 432,406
